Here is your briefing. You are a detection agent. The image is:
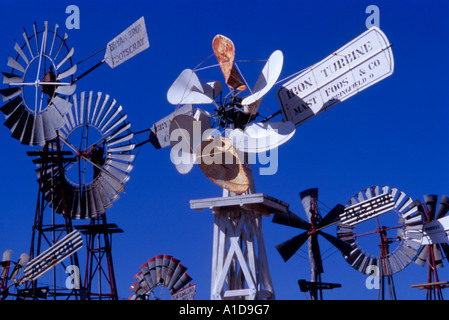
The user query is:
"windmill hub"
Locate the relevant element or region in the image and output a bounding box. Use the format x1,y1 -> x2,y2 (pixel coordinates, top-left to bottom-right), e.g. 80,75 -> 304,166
40,66 -> 57,96
217,97 -> 256,130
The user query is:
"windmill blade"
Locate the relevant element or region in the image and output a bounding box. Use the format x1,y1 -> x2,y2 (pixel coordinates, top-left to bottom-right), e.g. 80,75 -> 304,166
440,243 -> 449,263
434,244 -> 444,268
0,87 -> 21,101
201,81 -> 222,100
317,204 -> 345,229
227,121 -> 295,154
318,230 -> 352,256
309,234 -> 323,275
169,113 -> 211,154
275,231 -> 309,262
272,211 -> 311,230
169,114 -> 201,174
172,271 -> 192,294
10,253 -> 30,280
2,72 -> 23,84
1,250 -> 12,279
436,195 -> 449,220
57,64 -> 77,81
241,50 -> 284,114
299,188 -> 318,222
424,194 -> 438,221
415,245 -> 429,267
212,34 -> 246,91
56,46 -> 74,70
7,55 -> 25,73
196,136 -> 250,194
54,84 -> 77,96
167,69 -> 213,105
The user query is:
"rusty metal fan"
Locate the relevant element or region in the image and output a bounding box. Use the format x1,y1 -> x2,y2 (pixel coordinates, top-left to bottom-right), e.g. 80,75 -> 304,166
32,91 -> 135,219
129,254 -> 194,300
1,21 -> 76,146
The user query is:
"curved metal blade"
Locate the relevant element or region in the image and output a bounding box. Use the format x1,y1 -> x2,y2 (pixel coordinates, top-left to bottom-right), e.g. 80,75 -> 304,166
424,195 -> 438,220
167,69 -> 213,105
436,195 -> 449,220
275,231 -> 309,262
414,245 -> 428,267
318,231 -> 352,257
7,55 -> 25,73
440,243 -> 449,263
196,137 -> 249,194
212,34 -> 246,91
317,204 -> 345,229
228,121 -> 295,154
56,64 -> 77,80
2,72 -> 23,84
272,211 -> 311,230
299,188 -> 318,222
241,50 -> 284,110
0,87 -> 22,101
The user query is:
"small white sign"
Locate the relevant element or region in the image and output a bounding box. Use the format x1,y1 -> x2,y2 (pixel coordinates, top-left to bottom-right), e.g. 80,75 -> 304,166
278,27 -> 394,127
422,215 -> 449,245
340,193 -> 395,226
171,284 -> 196,300
104,16 -> 150,69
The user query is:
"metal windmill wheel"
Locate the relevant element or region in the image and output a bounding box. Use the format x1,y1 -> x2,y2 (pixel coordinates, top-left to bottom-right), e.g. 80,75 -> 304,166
1,21 -> 76,146
272,188 -> 351,300
337,185 -> 424,299
129,255 -> 194,300
34,90 -> 135,220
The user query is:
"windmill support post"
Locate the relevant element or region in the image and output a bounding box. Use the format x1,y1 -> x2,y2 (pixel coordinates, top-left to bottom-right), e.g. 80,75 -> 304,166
74,216 -> 123,300
190,192 -> 289,300
26,139 -> 83,300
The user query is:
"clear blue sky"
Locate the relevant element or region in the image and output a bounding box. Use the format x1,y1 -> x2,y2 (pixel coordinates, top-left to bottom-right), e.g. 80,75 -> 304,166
0,0 -> 448,300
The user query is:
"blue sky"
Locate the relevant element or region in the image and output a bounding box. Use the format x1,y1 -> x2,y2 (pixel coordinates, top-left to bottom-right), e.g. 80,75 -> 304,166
0,0 -> 448,300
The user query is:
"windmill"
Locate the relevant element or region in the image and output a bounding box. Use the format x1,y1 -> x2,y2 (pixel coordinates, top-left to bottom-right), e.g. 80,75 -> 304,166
149,27 -> 394,300
337,185 -> 424,300
0,18 -> 149,299
411,195 -> 449,300
272,188 -> 351,300
161,34 -> 292,300
0,21 -> 76,146
0,250 -> 29,299
129,254 -> 194,300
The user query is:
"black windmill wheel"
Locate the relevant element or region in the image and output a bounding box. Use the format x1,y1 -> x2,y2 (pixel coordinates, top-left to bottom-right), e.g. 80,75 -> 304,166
272,188 -> 351,299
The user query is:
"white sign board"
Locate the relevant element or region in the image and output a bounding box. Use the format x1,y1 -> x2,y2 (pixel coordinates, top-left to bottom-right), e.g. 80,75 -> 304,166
23,230 -> 83,282
171,284 -> 196,300
340,193 -> 394,226
422,215 -> 449,245
277,26 -> 394,127
150,104 -> 194,149
104,17 -> 150,69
